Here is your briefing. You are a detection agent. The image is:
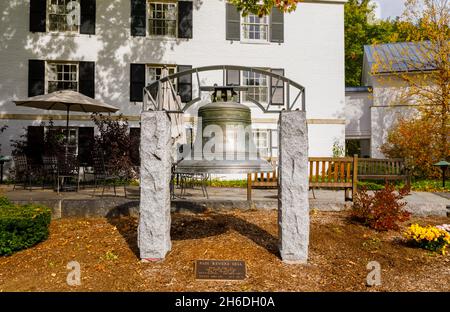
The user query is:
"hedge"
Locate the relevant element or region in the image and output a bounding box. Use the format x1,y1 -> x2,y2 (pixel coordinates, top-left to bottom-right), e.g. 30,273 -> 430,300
0,197 -> 51,256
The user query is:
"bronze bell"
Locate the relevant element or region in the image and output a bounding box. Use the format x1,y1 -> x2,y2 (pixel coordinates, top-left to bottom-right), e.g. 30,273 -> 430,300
176,87 -> 273,174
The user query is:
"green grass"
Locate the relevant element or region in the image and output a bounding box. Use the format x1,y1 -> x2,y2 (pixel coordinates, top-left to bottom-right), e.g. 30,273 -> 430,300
209,179 -> 247,188
358,179 -> 450,192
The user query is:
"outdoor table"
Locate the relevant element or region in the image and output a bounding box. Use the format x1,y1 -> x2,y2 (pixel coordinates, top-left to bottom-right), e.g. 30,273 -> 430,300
0,156 -> 12,184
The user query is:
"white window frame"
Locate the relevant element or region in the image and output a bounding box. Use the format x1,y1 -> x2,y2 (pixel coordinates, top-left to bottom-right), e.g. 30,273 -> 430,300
240,13 -> 269,43
46,0 -> 80,33
147,0 -> 178,38
146,64 -> 177,86
253,129 -> 270,158
45,61 -> 79,94
242,69 -> 269,104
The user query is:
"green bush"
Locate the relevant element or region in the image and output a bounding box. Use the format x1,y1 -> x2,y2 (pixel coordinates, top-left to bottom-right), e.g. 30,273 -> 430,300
0,197 -> 51,256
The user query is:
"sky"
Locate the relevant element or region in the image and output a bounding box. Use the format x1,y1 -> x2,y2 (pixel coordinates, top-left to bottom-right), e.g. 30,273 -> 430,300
372,0 -> 406,19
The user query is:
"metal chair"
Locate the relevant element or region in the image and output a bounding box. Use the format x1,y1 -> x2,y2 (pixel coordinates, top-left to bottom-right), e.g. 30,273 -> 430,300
178,172 -> 209,199
92,152 -> 126,197
57,153 -> 80,194
12,155 -> 37,191
42,156 -> 58,190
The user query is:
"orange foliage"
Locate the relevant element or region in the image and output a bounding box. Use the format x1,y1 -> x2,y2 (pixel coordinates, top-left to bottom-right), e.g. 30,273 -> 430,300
381,117 -> 446,179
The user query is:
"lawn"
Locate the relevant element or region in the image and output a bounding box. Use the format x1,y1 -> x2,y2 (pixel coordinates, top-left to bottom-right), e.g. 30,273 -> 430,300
0,210 -> 448,292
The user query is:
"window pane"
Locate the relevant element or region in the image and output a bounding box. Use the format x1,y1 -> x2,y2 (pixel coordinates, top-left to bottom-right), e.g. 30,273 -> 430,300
149,1 -> 177,37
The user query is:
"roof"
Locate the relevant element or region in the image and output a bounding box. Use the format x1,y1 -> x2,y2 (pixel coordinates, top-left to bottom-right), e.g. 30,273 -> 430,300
364,41 -> 438,74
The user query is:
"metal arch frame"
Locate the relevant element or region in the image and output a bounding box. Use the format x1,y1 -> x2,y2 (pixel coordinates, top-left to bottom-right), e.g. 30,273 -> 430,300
143,65 -> 306,114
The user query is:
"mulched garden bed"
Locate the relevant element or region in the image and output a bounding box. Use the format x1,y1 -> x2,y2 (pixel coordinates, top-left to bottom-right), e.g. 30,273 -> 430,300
0,210 -> 449,291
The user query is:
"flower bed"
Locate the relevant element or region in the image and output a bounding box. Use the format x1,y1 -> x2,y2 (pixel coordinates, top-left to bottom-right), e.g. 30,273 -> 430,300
404,224 -> 450,255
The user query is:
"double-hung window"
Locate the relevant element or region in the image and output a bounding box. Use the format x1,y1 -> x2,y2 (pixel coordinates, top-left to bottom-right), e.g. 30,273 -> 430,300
147,64 -> 177,98
241,14 -> 269,42
242,70 -> 268,103
47,62 -> 79,93
47,0 -> 80,32
148,1 -> 178,37
147,65 -> 176,83
253,130 -> 269,158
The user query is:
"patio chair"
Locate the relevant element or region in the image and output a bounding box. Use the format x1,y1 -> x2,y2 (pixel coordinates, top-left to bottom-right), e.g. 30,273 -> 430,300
92,152 -> 126,197
42,155 -> 58,190
12,155 -> 35,191
178,172 -> 209,199
57,153 -> 80,194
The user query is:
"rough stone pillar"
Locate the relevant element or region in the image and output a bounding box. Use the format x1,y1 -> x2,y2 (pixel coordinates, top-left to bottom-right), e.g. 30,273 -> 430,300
278,110 -> 309,263
138,111 -> 172,261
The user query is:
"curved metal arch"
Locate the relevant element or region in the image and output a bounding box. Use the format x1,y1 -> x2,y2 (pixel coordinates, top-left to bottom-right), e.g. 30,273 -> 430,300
143,65 -> 306,114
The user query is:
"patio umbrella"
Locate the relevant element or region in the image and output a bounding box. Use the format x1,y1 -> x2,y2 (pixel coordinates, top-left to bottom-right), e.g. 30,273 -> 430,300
14,90 -> 120,153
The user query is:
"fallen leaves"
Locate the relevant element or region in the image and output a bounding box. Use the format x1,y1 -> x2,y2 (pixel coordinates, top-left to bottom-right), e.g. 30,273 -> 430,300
0,211 -> 448,291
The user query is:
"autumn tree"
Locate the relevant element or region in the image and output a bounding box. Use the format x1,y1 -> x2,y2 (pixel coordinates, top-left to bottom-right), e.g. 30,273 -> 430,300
377,0 -> 450,174
229,0 -> 301,16
345,0 -> 407,86
381,117 -> 442,178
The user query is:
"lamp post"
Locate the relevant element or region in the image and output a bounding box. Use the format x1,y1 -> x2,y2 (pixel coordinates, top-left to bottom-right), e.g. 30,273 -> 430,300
433,160 -> 450,188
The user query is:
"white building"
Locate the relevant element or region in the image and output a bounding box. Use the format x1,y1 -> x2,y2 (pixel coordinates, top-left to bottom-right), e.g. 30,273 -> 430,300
0,0 -> 347,171
344,42 -> 425,158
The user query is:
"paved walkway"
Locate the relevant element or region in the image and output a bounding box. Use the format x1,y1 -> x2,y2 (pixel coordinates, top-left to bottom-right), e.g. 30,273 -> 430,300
1,185 -> 448,217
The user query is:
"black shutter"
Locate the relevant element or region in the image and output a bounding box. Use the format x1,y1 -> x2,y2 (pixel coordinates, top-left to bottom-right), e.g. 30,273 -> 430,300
28,60 -> 45,97
30,0 -> 46,32
226,3 -> 240,41
130,64 -> 146,102
270,7 -> 284,43
178,1 -> 193,39
27,126 -> 44,163
270,68 -> 284,105
177,65 -> 192,103
79,62 -> 95,98
80,0 -> 96,35
226,69 -> 240,102
131,0 -> 146,37
78,127 -> 94,165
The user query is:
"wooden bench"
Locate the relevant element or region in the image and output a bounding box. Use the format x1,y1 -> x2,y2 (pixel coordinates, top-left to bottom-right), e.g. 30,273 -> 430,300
309,156 -> 358,201
247,156 -> 409,201
358,158 -> 409,184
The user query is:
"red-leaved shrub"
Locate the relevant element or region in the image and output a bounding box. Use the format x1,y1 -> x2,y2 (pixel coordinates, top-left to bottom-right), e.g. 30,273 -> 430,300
351,183 -> 411,231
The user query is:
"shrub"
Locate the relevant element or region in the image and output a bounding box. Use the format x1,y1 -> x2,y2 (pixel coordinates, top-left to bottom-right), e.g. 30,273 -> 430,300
0,197 -> 51,256
351,183 -> 411,231
381,117 -> 447,179
404,224 -> 450,255
91,113 -> 139,179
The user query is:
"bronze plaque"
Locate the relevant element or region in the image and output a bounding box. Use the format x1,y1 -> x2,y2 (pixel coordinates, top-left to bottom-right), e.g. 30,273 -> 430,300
195,260 -> 246,281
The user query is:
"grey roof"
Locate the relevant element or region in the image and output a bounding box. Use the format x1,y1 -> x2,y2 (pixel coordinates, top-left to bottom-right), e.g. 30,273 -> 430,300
364,41 -> 438,74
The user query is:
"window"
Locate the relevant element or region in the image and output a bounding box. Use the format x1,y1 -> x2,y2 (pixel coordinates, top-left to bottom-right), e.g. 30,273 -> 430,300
242,71 -> 268,103
241,13 -> 269,42
48,0 -> 80,32
47,62 -> 79,93
148,1 -> 177,37
147,65 -> 176,83
346,139 -> 371,158
147,65 -> 177,98
46,127 -> 79,155
253,130 -> 269,158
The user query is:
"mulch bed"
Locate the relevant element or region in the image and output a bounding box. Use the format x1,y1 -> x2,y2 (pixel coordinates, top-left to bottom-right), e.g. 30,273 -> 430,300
0,209 -> 449,291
